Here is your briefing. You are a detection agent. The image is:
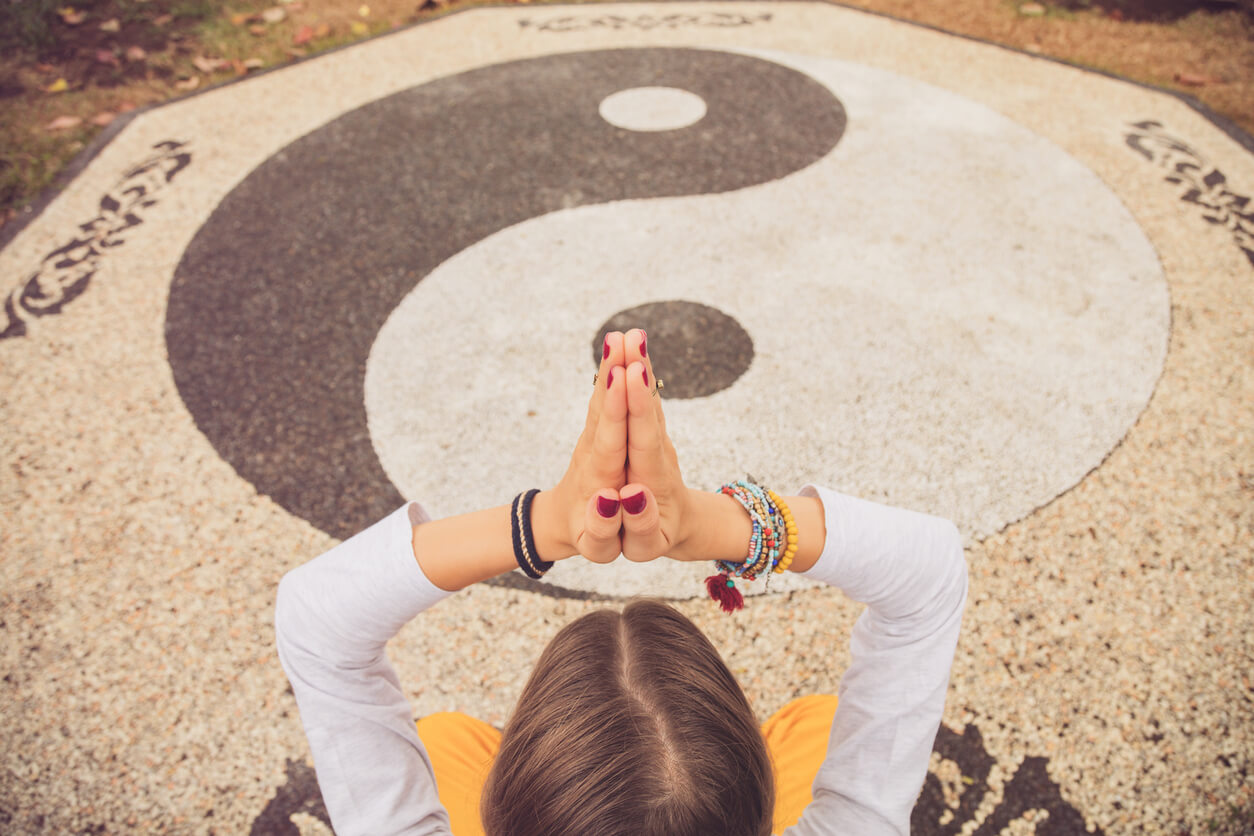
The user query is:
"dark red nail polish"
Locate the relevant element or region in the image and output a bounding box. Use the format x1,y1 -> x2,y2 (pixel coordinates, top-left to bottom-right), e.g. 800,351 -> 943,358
622,491 -> 646,515
597,496 -> 620,518
606,368 -> 615,389
639,332 -> 647,357
603,337 -> 610,360
641,367 -> 649,387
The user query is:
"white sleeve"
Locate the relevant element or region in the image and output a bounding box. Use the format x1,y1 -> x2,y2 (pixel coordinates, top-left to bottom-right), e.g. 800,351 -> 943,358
782,485 -> 969,836
275,502 -> 456,836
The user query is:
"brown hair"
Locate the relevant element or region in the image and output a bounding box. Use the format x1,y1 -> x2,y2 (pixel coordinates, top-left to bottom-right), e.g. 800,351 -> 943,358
481,599 -> 774,836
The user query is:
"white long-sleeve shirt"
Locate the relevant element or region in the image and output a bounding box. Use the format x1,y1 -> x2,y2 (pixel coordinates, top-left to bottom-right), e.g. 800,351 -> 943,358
275,485 -> 968,835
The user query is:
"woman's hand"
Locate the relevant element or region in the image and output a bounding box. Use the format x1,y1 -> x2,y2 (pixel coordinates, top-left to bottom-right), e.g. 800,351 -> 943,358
539,326 -> 752,567
537,331 -> 632,564
413,328 -> 822,589
610,329 -> 697,563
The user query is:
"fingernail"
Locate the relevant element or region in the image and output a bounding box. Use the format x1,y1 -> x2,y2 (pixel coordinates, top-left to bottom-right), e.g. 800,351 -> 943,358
603,336 -> 610,360
641,367 -> 649,387
639,332 -> 647,357
597,496 -> 620,518
606,368 -> 615,389
622,491 -> 646,515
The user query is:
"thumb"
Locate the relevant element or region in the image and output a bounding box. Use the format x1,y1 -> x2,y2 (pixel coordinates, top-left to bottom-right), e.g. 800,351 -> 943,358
619,483 -> 665,562
578,490 -> 623,564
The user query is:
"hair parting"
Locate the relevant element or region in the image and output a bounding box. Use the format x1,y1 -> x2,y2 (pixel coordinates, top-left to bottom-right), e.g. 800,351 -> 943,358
480,599 -> 775,836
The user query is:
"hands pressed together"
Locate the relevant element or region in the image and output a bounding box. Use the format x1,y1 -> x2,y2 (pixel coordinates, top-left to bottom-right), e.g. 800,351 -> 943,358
545,328 -> 697,565
413,328 -> 822,591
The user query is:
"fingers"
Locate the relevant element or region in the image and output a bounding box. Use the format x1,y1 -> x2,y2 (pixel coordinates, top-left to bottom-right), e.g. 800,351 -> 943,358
618,483 -> 667,562
579,331 -> 628,484
623,325 -> 674,446
622,328 -> 661,413
585,331 -> 627,433
579,490 -> 623,564
591,363 -> 628,486
625,357 -> 668,481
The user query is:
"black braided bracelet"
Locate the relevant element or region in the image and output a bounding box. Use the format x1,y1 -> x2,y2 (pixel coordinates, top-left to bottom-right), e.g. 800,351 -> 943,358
510,489 -> 553,580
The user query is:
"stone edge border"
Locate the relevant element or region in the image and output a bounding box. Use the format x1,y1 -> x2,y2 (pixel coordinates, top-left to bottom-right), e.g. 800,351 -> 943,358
2,0 -> 1251,254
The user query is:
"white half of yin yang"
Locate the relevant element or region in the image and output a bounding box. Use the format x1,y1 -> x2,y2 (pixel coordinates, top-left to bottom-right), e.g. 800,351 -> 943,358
365,48 -> 1167,599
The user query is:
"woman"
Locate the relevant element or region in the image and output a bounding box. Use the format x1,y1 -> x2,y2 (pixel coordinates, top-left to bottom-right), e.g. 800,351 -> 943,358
275,329 -> 967,835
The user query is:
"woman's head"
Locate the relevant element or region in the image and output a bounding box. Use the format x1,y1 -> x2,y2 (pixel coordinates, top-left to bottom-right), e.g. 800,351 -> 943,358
481,599 -> 774,836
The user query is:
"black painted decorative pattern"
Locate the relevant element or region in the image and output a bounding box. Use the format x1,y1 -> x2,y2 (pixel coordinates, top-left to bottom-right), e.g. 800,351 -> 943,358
518,11 -> 772,32
1126,120 -> 1254,268
0,140 -> 192,340
911,723 -> 1103,835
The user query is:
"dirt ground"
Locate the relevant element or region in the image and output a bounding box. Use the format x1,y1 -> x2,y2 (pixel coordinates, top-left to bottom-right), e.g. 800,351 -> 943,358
849,0 -> 1253,138
0,0 -> 1251,232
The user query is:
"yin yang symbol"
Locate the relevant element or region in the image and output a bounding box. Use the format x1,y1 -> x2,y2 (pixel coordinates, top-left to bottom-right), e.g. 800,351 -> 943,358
166,47 -> 1167,599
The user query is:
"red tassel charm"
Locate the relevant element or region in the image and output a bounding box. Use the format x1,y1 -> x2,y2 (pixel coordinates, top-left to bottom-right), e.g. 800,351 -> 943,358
705,572 -> 745,613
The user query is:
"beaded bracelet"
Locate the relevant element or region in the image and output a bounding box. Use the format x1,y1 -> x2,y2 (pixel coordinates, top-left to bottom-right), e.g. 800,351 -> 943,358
705,479 -> 796,612
768,489 -> 798,574
510,489 -> 553,580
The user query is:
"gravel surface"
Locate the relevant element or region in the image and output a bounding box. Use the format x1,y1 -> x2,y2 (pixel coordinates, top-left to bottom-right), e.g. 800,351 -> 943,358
1,3 -> 1251,834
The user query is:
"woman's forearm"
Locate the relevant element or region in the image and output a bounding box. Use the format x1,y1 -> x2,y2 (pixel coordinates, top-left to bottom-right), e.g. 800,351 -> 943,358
411,491 -> 577,591
676,490 -> 826,571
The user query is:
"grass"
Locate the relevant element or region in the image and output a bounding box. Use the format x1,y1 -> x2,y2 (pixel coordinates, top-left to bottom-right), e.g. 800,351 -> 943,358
170,0 -> 217,19
0,139 -> 81,213
0,0 -> 65,53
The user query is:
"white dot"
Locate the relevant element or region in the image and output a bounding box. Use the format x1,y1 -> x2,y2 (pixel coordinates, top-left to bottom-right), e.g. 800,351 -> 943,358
598,86 -> 708,132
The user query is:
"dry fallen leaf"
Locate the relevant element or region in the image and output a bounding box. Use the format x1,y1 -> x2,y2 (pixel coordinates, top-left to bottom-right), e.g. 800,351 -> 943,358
262,6 -> 286,23
243,58 -> 265,69
95,49 -> 120,66
314,22 -> 331,37
46,78 -> 69,93
153,13 -> 172,25
1018,2 -> 1046,15
293,23 -> 314,44
90,111 -> 116,126
230,12 -> 254,25
118,101 -> 138,112
193,55 -> 227,73
1175,72 -> 1219,87
249,23 -> 267,35
57,6 -> 86,25
46,115 -> 83,131
285,2 -> 304,10
357,4 -> 369,16
349,19 -> 368,35
99,17 -> 120,32
175,76 -> 200,90
126,45 -> 147,61
285,46 -> 307,57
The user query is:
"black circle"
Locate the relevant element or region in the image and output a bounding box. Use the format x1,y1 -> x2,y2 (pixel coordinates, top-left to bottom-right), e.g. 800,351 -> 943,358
594,301 -> 754,399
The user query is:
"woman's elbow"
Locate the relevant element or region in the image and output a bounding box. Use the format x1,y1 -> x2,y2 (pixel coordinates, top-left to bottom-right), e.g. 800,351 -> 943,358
274,566 -> 311,646
935,518 -> 969,612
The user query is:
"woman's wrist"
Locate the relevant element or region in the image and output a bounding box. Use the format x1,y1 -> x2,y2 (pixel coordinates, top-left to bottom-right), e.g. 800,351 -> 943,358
673,490 -> 826,571
411,490 -> 578,593
673,489 -> 753,563
781,495 -> 825,573
531,489 -> 578,564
